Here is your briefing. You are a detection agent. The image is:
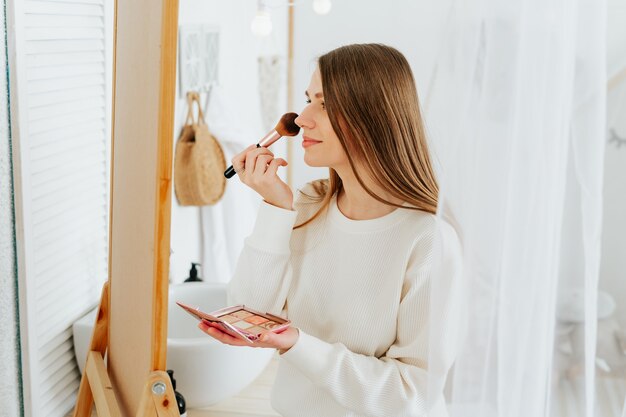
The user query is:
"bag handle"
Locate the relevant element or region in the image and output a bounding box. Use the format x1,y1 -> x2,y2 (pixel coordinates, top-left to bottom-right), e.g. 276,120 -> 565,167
185,91 -> 207,126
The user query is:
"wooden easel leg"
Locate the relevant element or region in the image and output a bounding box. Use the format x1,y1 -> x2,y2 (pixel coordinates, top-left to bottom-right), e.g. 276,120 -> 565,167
73,375 -> 94,417
86,352 -> 122,417
72,282 -> 180,417
73,282 -> 112,417
136,371 -> 180,417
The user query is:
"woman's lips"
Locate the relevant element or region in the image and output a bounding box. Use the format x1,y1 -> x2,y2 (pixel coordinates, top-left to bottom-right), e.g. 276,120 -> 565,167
302,136 -> 322,148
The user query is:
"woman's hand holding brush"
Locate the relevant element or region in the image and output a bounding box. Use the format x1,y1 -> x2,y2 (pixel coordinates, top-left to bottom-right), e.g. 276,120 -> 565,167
224,112 -> 300,179
227,112 -> 300,211
231,145 -> 294,211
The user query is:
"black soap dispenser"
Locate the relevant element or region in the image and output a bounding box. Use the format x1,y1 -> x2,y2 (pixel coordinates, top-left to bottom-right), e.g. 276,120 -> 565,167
167,369 -> 187,417
184,262 -> 202,283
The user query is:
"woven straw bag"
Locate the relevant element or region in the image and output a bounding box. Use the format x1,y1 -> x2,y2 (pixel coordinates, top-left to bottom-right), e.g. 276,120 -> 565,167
174,92 -> 227,206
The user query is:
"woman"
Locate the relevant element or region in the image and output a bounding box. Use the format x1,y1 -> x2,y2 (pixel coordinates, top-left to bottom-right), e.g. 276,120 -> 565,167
199,43 -> 463,417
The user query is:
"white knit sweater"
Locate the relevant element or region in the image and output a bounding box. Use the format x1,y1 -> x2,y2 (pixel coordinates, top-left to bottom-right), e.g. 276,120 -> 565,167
228,182 -> 463,417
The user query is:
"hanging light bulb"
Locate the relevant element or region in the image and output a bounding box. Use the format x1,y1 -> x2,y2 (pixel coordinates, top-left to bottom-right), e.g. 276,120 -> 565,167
251,1 -> 273,37
312,0 -> 332,15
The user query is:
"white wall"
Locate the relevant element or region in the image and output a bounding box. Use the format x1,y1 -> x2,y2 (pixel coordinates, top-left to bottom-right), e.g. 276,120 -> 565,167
601,78 -> 626,326
0,0 -> 21,413
603,0 -> 626,328
608,0 -> 626,78
602,0 -> 626,326
169,0 -> 288,283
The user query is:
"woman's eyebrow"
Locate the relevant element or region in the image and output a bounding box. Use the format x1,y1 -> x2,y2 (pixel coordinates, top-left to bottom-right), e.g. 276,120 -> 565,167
305,90 -> 324,99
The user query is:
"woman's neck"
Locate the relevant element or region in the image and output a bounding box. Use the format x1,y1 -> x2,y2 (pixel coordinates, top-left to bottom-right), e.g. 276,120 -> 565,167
334,165 -> 404,220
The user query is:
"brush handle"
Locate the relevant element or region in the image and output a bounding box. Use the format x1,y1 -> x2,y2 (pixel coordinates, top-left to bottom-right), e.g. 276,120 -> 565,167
224,166 -> 236,179
224,144 -> 261,179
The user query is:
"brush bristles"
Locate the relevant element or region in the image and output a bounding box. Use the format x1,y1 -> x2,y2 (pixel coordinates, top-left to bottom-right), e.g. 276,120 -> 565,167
275,112 -> 300,136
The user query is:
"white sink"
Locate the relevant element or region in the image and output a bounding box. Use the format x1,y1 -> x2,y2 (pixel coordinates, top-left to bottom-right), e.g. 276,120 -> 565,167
72,282 -> 275,408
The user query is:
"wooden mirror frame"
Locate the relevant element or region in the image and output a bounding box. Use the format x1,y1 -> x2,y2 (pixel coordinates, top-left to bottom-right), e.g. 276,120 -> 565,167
106,0 -> 179,414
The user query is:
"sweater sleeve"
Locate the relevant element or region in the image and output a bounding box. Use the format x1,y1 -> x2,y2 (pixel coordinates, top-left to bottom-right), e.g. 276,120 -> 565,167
279,220 -> 464,417
227,200 -> 298,316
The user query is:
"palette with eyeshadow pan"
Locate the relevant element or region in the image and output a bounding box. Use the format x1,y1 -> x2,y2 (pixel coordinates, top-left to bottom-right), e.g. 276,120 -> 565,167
176,302 -> 291,344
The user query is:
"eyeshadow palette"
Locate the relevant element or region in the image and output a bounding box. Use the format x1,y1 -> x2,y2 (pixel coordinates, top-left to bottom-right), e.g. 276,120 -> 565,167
176,302 -> 291,344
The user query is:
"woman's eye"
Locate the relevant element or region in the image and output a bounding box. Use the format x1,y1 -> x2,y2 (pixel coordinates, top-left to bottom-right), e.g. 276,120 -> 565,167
305,98 -> 325,110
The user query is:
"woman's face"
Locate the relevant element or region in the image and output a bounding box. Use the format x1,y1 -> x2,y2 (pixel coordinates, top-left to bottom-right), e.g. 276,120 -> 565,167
295,68 -> 348,169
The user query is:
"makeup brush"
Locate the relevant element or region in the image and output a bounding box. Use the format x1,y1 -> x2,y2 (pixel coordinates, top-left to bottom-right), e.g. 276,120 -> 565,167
224,112 -> 300,179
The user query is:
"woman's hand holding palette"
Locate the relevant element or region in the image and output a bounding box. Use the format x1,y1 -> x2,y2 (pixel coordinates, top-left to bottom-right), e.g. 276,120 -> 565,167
176,302 -> 291,344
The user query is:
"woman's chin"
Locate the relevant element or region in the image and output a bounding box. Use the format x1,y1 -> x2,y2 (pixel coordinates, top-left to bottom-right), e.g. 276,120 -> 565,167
303,154 -> 323,167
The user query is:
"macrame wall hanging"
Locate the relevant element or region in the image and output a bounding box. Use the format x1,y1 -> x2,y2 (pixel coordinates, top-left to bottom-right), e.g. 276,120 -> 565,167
257,55 -> 283,132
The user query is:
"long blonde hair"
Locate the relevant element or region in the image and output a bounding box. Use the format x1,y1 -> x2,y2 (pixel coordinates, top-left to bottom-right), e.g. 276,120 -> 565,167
295,44 -> 438,229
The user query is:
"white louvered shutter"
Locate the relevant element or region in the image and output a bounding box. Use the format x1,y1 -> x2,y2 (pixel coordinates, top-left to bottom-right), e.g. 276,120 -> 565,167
9,0 -> 113,416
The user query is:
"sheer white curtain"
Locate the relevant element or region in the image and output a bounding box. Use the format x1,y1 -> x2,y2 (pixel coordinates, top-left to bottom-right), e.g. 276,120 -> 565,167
424,0 -> 608,416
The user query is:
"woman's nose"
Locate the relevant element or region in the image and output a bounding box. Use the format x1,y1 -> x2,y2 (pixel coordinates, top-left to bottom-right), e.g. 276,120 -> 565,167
295,112 -> 314,129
